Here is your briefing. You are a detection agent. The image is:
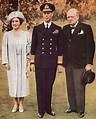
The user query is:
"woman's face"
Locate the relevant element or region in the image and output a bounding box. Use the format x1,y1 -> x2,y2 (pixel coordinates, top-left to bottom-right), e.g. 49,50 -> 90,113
11,17 -> 21,30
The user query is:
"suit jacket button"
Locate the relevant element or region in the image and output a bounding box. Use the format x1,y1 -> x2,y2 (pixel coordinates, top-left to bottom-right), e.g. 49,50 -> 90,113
50,52 -> 52,54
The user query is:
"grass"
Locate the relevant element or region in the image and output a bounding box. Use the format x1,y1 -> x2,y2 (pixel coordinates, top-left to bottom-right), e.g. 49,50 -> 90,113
0,17 -> 96,119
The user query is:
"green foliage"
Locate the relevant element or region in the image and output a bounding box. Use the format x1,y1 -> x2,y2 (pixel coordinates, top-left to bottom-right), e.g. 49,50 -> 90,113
0,0 -> 13,31
20,0 -> 39,30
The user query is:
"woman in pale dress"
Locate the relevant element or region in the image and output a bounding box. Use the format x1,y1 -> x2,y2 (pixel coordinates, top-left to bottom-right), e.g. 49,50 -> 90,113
2,11 -> 31,113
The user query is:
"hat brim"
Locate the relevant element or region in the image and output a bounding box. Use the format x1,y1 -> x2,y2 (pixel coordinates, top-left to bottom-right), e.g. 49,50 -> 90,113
42,9 -> 52,12
81,70 -> 95,85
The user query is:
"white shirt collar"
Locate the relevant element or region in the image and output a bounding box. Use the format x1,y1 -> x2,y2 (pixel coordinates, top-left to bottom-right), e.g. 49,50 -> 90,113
44,21 -> 52,28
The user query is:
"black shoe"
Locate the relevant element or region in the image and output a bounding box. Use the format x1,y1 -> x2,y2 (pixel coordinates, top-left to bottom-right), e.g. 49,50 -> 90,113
46,111 -> 55,116
65,108 -> 76,113
77,113 -> 84,118
38,113 -> 44,118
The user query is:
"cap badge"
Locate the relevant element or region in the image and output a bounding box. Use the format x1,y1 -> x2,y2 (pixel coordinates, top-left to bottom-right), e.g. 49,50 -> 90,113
44,4 -> 49,9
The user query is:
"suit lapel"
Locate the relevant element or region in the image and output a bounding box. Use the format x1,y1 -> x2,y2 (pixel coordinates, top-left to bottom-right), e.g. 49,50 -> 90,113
44,23 -> 56,37
38,23 -> 46,35
66,25 -> 72,39
71,22 -> 81,38
37,23 -> 56,37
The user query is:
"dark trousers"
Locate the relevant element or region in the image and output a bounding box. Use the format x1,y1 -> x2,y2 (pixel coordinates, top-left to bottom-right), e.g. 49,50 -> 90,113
35,67 -> 56,114
65,61 -> 85,113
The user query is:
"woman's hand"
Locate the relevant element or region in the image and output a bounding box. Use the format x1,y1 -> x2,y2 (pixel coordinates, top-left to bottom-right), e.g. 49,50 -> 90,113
5,64 -> 10,70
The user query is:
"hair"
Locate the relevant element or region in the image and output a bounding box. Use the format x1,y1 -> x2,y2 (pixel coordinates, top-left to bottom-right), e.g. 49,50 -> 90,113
10,17 -> 24,25
67,8 -> 79,18
75,10 -> 79,18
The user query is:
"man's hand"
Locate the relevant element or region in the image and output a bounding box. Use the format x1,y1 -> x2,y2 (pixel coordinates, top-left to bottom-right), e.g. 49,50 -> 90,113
85,64 -> 91,71
30,64 -> 35,72
57,65 -> 63,73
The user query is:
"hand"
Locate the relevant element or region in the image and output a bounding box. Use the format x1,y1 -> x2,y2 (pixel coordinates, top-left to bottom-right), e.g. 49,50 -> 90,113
85,64 -> 91,71
5,63 -> 10,70
30,64 -> 35,72
27,59 -> 31,67
57,65 -> 63,73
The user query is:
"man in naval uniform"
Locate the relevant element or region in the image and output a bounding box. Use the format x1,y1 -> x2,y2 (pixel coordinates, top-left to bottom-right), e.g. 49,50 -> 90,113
30,2 -> 63,118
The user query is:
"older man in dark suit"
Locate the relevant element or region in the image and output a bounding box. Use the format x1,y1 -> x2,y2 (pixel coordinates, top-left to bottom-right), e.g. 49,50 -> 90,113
62,8 -> 95,118
30,3 -> 63,118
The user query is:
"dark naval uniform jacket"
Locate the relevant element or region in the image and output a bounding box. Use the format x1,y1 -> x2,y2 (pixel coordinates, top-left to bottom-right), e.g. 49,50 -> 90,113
31,22 -> 62,67
62,21 -> 95,68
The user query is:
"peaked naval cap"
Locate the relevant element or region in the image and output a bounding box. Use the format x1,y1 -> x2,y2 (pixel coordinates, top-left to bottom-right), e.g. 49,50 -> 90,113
40,3 -> 55,12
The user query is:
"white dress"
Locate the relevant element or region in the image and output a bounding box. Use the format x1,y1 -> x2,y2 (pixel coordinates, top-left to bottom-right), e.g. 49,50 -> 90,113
2,30 -> 31,97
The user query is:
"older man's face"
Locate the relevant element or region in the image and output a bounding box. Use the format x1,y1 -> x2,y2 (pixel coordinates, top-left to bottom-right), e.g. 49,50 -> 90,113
67,9 -> 79,26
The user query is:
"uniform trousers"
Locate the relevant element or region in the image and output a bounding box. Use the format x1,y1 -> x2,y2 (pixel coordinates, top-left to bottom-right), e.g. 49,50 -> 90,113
35,67 -> 56,114
65,61 -> 85,113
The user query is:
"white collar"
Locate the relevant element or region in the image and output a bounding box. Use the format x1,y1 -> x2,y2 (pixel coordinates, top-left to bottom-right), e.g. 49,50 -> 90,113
44,21 -> 52,28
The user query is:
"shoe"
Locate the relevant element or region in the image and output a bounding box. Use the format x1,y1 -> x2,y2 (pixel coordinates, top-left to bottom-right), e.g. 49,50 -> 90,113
77,113 -> 84,118
64,108 -> 76,113
46,111 -> 55,116
12,108 -> 18,113
38,113 -> 44,118
19,108 -> 24,113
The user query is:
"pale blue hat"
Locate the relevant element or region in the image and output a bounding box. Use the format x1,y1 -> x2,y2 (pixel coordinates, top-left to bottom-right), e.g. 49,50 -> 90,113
6,11 -> 24,23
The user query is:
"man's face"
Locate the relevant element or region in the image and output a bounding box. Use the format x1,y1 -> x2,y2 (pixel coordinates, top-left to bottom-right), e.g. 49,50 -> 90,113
67,9 -> 79,26
43,11 -> 53,23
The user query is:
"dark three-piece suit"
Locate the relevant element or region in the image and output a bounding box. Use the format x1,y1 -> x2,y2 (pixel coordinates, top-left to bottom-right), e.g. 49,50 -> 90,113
31,22 -> 62,114
62,21 -> 95,113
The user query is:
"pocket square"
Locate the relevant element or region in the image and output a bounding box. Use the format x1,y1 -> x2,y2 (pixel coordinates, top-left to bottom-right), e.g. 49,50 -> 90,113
52,29 -> 59,34
78,30 -> 84,34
